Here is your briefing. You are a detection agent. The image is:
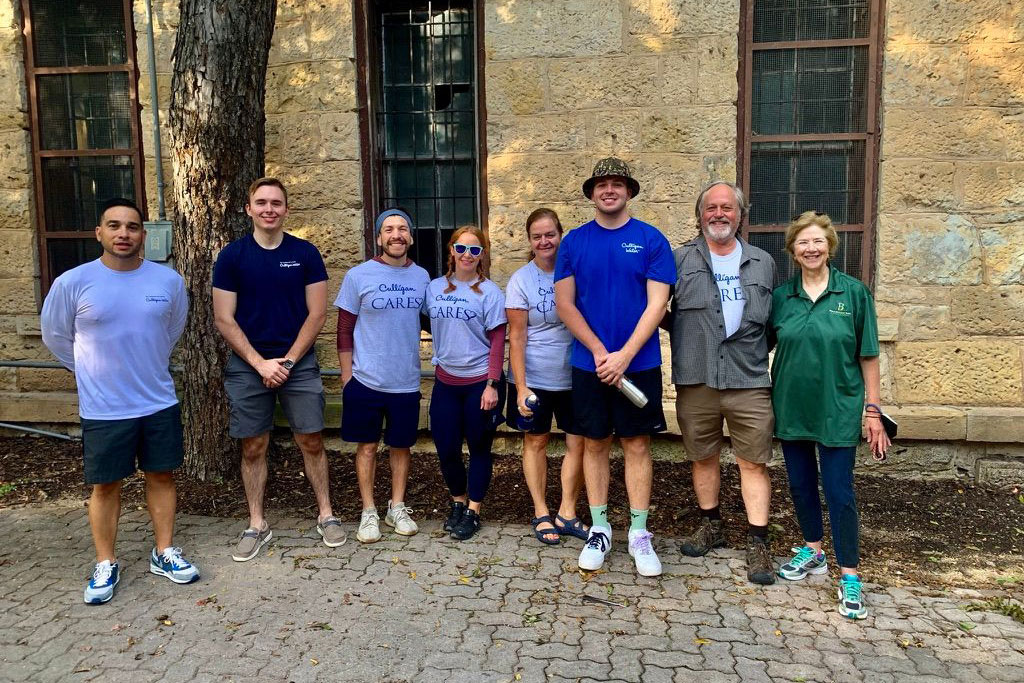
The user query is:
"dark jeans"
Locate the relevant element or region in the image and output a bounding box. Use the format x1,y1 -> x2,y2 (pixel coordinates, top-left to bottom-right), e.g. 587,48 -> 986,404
429,378 -> 505,503
781,440 -> 859,569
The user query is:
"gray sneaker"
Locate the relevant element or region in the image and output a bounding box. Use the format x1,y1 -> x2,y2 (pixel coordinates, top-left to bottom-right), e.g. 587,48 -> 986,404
778,545 -> 828,581
679,517 -> 726,557
356,509 -> 381,543
385,501 -> 418,536
232,524 -> 272,562
317,516 -> 348,548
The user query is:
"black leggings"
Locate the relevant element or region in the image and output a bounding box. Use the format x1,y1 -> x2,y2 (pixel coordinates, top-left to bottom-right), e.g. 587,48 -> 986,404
429,378 -> 505,503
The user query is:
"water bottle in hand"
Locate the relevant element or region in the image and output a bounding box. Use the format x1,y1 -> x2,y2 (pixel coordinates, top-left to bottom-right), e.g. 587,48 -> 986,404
520,393 -> 539,430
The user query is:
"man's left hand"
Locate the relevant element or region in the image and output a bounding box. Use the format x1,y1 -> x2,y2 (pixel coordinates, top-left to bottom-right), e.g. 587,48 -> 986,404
596,350 -> 631,386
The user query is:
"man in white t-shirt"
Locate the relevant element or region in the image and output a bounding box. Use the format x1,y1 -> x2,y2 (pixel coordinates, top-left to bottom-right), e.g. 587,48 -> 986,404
668,181 -> 779,585
335,209 -> 430,543
41,198 -> 199,605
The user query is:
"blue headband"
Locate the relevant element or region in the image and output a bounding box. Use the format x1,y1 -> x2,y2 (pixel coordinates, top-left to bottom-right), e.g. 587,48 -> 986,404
375,209 -> 413,234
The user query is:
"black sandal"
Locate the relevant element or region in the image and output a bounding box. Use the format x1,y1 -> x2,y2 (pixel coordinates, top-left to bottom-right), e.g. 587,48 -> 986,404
531,515 -> 560,545
554,515 -> 590,541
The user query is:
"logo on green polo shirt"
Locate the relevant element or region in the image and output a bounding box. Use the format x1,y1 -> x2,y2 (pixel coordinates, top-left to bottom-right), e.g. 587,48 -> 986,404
829,301 -> 851,316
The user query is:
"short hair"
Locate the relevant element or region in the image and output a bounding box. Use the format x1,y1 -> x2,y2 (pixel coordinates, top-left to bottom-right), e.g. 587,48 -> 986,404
525,208 -> 563,258
693,180 -> 749,221
785,211 -> 839,261
98,197 -> 143,224
247,177 -> 288,206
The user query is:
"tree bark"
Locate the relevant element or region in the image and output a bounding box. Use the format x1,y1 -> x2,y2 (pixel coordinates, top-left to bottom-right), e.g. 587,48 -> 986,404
169,0 -> 277,480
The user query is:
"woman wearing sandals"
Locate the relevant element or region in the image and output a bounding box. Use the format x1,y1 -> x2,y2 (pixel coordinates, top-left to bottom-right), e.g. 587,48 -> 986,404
505,209 -> 589,546
425,226 -> 507,541
769,211 -> 890,619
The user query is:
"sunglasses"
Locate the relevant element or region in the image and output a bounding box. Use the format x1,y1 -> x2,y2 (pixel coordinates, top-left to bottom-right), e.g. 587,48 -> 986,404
453,243 -> 483,257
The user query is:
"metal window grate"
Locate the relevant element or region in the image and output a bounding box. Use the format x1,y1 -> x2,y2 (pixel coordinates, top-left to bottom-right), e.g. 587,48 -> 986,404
41,155 -> 136,233
37,72 -> 133,150
375,1 -> 478,278
753,0 -> 870,42
749,230 -> 862,286
752,46 -> 868,135
29,0 -> 127,67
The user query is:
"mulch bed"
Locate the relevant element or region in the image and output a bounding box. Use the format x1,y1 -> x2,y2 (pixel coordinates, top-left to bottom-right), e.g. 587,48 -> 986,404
1,434 -> 1022,591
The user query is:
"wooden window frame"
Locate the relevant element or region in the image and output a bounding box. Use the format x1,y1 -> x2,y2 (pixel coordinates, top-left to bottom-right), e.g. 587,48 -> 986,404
20,0 -> 146,296
353,0 -> 488,274
737,0 -> 885,286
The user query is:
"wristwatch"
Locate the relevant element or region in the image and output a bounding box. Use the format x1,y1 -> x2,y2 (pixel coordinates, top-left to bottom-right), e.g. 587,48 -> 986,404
486,379 -> 498,388
282,359 -> 295,370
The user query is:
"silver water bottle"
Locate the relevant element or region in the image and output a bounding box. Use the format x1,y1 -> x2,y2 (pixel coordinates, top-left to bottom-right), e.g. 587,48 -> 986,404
618,377 -> 648,408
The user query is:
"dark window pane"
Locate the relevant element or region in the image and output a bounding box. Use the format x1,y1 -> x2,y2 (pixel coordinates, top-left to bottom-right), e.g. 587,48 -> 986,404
752,46 -> 868,134
753,0 -> 870,42
47,238 -> 103,280
41,156 -> 135,232
748,229 -> 862,284
749,140 -> 865,225
376,2 -> 477,278
30,0 -> 128,67
37,72 -> 133,150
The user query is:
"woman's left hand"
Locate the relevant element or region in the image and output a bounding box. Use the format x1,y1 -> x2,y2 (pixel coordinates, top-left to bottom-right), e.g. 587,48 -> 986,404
865,415 -> 891,462
481,385 -> 498,411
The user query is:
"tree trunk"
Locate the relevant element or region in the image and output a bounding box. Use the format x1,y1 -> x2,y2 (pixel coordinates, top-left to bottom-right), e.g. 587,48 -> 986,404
169,0 -> 277,480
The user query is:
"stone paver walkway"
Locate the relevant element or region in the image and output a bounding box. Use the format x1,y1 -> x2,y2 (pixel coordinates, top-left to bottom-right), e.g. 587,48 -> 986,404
1,504 -> 1023,682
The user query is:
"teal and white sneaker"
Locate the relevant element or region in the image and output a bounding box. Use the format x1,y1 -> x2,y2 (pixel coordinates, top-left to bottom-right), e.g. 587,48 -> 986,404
84,560 -> 120,604
778,545 -> 828,581
838,574 -> 868,619
150,547 -> 200,584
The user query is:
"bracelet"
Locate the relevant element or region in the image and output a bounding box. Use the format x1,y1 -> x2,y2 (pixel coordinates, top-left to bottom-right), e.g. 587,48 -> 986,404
864,403 -> 882,414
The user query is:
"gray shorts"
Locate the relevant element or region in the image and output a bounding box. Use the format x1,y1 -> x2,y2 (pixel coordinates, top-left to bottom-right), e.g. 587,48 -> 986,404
81,403 -> 184,485
224,351 -> 325,438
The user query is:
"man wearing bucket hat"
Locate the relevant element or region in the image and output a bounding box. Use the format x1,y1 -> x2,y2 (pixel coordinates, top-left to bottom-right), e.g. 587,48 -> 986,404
553,157 -> 676,577
335,208 -> 430,543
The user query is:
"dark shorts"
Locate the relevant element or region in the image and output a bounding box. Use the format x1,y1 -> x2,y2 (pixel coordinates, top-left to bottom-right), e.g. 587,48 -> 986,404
571,367 -> 666,440
224,351 -> 325,438
505,384 -> 580,435
341,377 -> 421,448
81,403 -> 184,485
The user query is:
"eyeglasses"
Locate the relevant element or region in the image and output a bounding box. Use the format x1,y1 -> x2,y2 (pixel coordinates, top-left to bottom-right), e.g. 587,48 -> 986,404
453,243 -> 483,257
794,238 -> 828,248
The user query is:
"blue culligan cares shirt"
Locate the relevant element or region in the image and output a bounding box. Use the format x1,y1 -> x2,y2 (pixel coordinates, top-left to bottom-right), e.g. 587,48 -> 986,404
424,277 -> 506,377
505,261 -> 572,391
212,233 -> 328,358
554,218 -> 676,372
334,259 -> 430,393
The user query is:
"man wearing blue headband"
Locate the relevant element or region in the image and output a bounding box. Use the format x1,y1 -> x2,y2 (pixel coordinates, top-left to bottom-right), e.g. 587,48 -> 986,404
334,208 -> 430,543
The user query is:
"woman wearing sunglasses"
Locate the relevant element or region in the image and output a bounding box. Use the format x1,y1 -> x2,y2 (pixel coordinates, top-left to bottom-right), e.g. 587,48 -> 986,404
424,226 -> 507,541
505,209 -> 587,546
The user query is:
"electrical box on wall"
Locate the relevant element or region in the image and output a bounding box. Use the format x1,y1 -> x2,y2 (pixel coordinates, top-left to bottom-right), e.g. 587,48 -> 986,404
144,220 -> 172,262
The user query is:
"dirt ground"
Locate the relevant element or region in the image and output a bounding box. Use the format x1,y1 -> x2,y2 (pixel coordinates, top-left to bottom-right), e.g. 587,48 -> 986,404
2,434 -> 1022,593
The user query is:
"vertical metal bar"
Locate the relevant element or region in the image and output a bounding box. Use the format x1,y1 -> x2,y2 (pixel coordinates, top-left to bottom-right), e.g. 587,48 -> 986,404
862,0 -> 882,287
143,0 -> 166,220
739,0 -> 753,239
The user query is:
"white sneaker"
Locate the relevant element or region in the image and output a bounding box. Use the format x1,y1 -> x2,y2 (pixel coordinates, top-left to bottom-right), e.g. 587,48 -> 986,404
385,500 -> 418,536
356,508 -> 381,543
578,527 -> 611,571
628,529 -> 662,577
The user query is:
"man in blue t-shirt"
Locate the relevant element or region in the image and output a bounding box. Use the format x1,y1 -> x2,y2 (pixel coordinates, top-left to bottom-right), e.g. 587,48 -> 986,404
213,177 -> 345,560
554,157 -> 676,577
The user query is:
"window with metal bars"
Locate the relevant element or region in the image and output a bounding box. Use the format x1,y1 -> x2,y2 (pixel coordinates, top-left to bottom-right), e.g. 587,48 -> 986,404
740,0 -> 881,286
21,0 -> 145,294
360,0 -> 482,279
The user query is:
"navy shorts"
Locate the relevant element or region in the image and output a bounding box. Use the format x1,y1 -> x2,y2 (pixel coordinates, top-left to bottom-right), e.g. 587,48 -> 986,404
505,384 -> 579,435
342,377 -> 421,448
224,351 -> 325,438
571,367 -> 666,440
81,403 -> 184,485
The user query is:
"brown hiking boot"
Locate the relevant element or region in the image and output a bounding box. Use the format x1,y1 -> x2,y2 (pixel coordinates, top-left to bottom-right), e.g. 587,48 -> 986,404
745,535 -> 777,585
679,517 -> 726,557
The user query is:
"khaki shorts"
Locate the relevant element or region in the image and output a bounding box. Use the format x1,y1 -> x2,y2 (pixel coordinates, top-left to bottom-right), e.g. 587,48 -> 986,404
675,385 -> 774,464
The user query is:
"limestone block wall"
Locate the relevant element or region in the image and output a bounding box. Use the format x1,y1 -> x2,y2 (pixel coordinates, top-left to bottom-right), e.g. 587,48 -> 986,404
878,0 -> 1024,473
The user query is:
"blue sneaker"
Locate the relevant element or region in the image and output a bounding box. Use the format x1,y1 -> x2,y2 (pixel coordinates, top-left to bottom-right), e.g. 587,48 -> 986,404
84,560 -> 119,604
150,547 -> 200,584
778,545 -> 828,581
838,574 -> 868,619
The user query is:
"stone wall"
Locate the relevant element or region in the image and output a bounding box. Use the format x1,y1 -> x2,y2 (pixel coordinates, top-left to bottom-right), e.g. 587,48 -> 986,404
877,0 -> 1024,478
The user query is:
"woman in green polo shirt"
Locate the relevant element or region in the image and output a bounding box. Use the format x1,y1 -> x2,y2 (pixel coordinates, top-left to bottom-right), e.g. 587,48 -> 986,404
769,211 -> 890,620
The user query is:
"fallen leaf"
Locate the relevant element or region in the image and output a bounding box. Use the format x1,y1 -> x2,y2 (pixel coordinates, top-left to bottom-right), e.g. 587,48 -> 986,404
408,571 -> 417,580
458,576 -> 470,584
310,658 -> 319,666
694,638 -> 711,645
958,621 -> 976,632
774,630 -> 782,637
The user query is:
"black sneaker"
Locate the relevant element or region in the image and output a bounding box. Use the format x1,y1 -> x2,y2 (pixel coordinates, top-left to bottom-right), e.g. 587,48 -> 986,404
450,509 -> 481,541
745,535 -> 777,585
443,501 -> 467,533
680,517 -> 726,557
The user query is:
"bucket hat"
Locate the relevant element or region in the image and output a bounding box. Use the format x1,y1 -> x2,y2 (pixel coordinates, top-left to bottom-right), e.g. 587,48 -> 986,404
582,157 -> 640,199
